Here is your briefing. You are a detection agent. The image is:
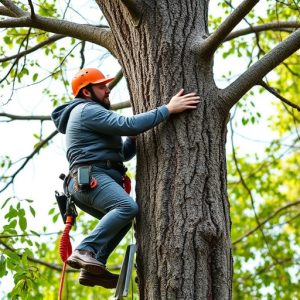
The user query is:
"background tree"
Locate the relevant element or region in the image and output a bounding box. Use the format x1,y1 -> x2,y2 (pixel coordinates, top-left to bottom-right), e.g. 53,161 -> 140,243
0,0 -> 299,299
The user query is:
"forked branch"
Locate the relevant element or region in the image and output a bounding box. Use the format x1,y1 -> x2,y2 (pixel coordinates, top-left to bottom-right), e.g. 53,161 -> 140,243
197,0 -> 259,57
0,1 -> 115,54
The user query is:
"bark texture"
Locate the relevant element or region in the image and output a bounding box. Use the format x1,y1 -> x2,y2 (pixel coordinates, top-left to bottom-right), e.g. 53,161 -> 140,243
97,1 -> 232,299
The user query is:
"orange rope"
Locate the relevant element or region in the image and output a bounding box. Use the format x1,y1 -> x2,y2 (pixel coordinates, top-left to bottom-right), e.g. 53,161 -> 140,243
58,216 -> 73,300
58,262 -> 68,300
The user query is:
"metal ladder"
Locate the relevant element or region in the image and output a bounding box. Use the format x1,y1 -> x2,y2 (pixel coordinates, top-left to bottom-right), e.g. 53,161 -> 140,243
114,244 -> 136,299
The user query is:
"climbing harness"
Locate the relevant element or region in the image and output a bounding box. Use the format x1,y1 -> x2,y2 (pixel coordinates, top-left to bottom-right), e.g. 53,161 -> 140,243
55,174 -> 78,300
55,165 -> 134,299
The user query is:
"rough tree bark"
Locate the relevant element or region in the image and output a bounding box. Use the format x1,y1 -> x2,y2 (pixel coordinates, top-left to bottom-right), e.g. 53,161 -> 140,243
1,0 -> 300,298
98,1 -> 232,299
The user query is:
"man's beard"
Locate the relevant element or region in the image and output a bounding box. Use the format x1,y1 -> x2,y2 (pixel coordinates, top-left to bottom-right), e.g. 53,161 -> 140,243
89,87 -> 111,109
100,96 -> 111,110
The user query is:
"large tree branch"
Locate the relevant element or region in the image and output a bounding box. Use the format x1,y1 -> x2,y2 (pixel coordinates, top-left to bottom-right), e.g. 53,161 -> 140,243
223,29 -> 300,109
0,34 -> 65,63
108,69 -> 123,90
112,100 -> 131,110
0,14 -> 115,54
0,101 -> 131,122
197,0 -> 259,57
0,5 -> 14,16
0,0 -> 26,17
0,112 -> 51,121
225,21 -> 300,42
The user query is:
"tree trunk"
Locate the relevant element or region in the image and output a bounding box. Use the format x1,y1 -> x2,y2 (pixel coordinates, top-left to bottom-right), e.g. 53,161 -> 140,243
98,1 -> 232,299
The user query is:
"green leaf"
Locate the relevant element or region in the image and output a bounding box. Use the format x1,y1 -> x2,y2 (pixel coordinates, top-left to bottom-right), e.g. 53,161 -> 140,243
24,199 -> 34,203
32,73 -> 38,82
48,207 -> 55,215
5,250 -> 20,264
3,36 -> 12,45
1,197 -> 12,209
29,230 -> 40,237
241,118 -> 249,125
5,207 -> 18,220
52,213 -> 59,223
18,215 -> 27,231
29,206 -> 36,217
0,254 -> 7,277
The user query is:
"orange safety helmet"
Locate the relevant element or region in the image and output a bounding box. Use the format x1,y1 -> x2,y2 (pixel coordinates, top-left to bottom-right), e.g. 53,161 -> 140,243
71,68 -> 114,96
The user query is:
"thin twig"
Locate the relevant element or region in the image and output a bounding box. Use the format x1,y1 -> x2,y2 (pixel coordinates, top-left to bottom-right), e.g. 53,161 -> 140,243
0,240 -> 122,271
0,130 -> 58,194
229,111 -> 280,263
225,21 -> 300,42
232,200 -> 300,245
260,81 -> 300,112
79,41 -> 86,69
28,0 -> 35,18
0,240 -> 76,272
0,34 -> 65,63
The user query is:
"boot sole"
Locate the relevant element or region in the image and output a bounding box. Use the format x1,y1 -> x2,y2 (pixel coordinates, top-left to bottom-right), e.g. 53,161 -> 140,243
67,258 -> 106,275
79,276 -> 117,289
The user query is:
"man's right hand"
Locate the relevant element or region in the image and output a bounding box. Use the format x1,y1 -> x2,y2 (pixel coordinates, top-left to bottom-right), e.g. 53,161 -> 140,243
166,89 -> 200,114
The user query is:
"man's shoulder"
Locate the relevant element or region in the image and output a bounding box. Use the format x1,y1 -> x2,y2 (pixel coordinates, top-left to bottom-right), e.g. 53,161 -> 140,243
82,101 -> 107,112
81,101 -> 111,121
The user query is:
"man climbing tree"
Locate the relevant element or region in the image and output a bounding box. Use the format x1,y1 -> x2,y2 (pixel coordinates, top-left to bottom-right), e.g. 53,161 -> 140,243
0,0 -> 299,299
51,67 -> 200,288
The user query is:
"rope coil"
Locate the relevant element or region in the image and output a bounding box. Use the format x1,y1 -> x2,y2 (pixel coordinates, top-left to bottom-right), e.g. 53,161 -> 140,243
58,215 -> 74,300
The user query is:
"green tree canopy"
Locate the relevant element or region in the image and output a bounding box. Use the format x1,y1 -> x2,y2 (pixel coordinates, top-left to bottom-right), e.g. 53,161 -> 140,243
0,0 -> 299,299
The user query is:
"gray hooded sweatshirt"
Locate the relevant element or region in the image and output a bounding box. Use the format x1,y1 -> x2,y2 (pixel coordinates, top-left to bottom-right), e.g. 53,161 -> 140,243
51,98 -> 170,170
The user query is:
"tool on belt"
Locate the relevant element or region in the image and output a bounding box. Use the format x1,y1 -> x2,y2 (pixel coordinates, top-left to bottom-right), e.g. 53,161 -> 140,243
70,161 -> 131,194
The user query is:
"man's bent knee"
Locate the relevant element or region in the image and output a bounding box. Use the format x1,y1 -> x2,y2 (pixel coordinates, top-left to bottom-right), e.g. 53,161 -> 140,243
130,201 -> 139,217
125,200 -> 139,219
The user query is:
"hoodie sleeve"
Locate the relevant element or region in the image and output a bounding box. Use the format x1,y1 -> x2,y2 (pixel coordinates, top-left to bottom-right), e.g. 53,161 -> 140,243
82,103 -> 170,136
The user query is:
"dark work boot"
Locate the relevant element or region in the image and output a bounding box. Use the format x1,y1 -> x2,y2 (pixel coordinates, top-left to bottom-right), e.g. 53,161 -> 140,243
79,269 -> 119,289
67,250 -> 106,275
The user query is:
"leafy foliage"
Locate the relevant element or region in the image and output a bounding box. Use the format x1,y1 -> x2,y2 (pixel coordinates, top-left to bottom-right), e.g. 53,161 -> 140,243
0,0 -> 299,299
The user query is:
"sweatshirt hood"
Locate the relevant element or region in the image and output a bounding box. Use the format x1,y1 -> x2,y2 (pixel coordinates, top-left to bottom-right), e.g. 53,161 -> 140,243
51,98 -> 87,134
